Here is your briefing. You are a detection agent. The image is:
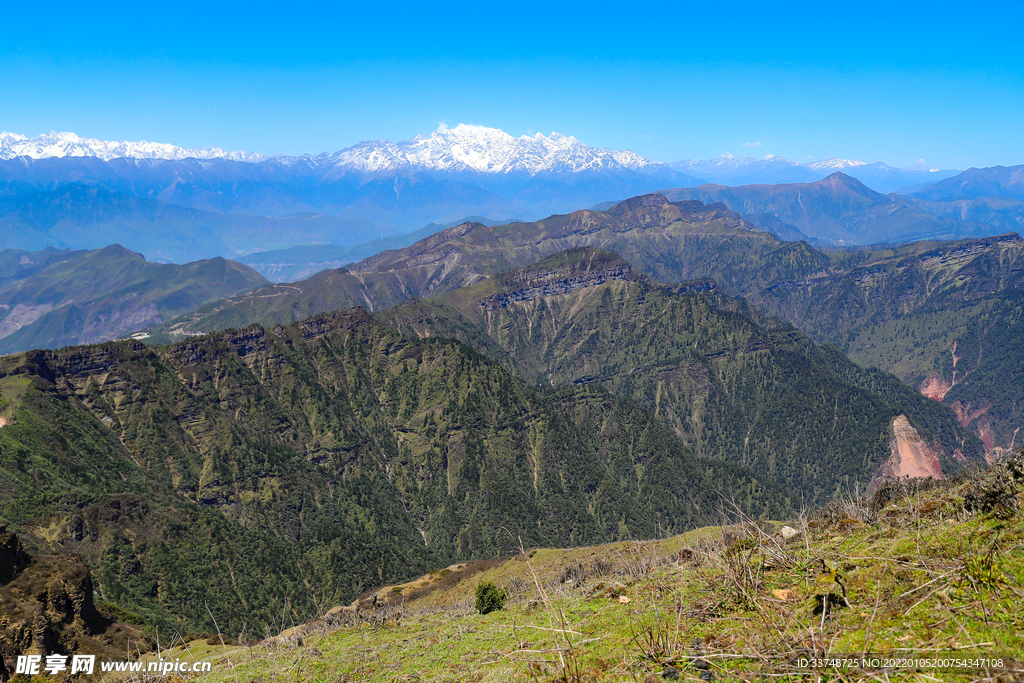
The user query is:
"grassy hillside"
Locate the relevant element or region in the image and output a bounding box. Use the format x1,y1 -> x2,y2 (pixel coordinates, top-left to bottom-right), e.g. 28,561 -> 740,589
0,246 -> 85,285
0,308 -> 782,637
172,452 -> 1024,682
0,244 -> 270,354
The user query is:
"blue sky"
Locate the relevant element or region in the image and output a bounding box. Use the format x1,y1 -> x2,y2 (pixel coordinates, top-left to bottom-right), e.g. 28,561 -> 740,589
2,0 -> 1022,168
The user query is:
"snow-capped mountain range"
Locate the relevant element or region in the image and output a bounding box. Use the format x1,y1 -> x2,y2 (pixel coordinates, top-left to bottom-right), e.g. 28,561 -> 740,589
0,131 -> 267,163
807,157 -> 868,171
0,125 -> 651,176
1,126 -> 951,187
322,124 -> 652,174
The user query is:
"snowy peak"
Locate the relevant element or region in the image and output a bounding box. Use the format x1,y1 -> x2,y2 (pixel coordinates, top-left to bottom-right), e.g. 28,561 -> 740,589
0,125 -> 650,174
808,157 -> 868,170
0,131 -> 267,163
330,124 -> 652,175
908,159 -> 941,172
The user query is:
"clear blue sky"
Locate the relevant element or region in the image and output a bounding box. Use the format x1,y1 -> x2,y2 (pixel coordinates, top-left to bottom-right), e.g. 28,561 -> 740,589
2,0 -> 1022,169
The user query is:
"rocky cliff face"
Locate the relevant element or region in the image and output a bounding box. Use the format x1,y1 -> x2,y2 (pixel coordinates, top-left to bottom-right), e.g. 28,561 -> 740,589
478,262 -> 634,310
0,527 -> 144,677
873,415 -> 945,486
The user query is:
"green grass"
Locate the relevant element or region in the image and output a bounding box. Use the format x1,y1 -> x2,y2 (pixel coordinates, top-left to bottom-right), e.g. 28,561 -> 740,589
180,455 -> 1024,682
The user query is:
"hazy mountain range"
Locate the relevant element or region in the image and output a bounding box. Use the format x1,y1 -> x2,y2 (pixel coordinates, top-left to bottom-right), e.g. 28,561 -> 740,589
0,127 -> 698,253
2,127 -> 959,193
664,172 -> 995,245
0,245 -> 268,353
2,126 -> 1020,266
670,154 -> 959,193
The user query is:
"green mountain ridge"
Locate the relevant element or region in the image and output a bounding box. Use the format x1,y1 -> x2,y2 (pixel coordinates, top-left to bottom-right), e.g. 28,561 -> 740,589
0,245 -> 270,354
0,307 -> 783,636
144,193 -> 795,341
140,189 -> 1024,456
377,248 -> 984,502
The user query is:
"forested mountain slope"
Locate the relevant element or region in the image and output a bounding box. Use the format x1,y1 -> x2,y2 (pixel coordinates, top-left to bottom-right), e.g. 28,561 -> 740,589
378,248 -> 985,502
141,190 -> 1022,455
0,308 -> 780,635
743,234 -> 1024,454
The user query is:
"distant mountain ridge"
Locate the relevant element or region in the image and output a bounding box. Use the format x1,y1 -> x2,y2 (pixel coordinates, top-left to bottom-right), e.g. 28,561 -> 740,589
0,245 -> 269,353
0,127 -> 1016,261
239,216 -> 510,282
143,193 -> 778,340
670,153 -> 959,193
664,172 -> 994,245
0,130 -> 266,163
0,184 -> 393,262
910,164 -> 1024,202
0,127 -> 702,240
1,125 -> 658,176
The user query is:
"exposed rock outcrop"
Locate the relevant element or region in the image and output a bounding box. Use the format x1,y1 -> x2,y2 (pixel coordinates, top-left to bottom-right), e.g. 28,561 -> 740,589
479,264 -> 633,310
872,415 -> 944,488
919,371 -> 953,401
0,526 -> 145,678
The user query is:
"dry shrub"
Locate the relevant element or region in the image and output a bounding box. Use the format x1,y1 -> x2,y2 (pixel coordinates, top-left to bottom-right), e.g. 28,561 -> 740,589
504,576 -> 530,598
590,558 -> 614,577
870,476 -> 946,514
672,547 -> 697,564
616,541 -> 665,580
559,562 -> 588,588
